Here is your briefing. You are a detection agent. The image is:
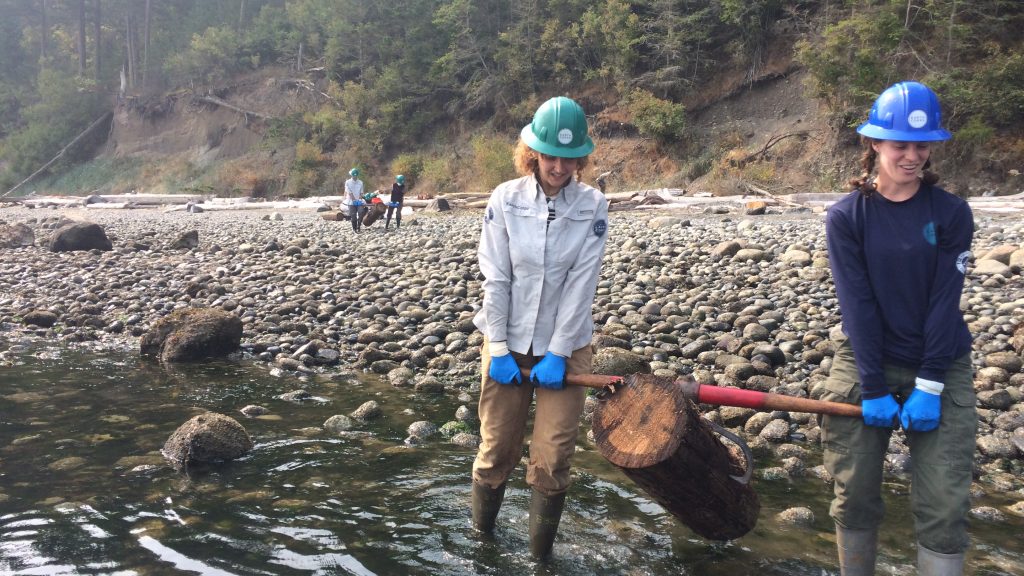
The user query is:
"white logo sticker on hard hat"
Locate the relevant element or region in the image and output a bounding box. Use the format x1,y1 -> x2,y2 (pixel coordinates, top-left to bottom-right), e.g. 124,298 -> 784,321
557,128 -> 573,145
907,110 -> 928,129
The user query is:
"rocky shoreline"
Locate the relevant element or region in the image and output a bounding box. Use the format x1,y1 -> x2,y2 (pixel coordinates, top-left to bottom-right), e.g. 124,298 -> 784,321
1,202 -> 1023,520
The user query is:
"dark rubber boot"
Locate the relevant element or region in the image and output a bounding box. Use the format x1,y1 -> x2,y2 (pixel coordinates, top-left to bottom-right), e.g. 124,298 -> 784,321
918,544 -> 964,576
835,524 -> 878,576
471,481 -> 506,534
529,488 -> 566,559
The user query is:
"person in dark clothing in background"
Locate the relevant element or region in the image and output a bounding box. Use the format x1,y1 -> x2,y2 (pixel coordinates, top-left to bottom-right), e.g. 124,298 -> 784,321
385,174 -> 405,230
821,81 -> 975,576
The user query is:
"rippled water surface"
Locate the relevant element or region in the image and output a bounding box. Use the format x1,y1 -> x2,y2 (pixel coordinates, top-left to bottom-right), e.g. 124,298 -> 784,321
1,347 -> 1021,575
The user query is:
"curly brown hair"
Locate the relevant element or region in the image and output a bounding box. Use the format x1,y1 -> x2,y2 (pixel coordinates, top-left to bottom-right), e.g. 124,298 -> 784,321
513,140 -> 589,179
848,137 -> 940,197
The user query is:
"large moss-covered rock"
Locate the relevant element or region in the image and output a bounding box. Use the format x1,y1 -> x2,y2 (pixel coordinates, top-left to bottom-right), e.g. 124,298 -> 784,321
140,308 -> 242,362
162,412 -> 253,471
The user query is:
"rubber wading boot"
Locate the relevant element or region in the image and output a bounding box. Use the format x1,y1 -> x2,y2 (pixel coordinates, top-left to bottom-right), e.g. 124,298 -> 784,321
835,524 -> 878,576
471,481 -> 506,534
529,488 -> 567,559
918,544 -> 965,576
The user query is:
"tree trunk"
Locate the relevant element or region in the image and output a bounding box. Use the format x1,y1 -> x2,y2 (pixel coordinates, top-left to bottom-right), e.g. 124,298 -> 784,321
40,0 -> 48,62
94,0 -> 102,83
125,10 -> 135,90
591,373 -> 760,541
78,0 -> 86,75
142,0 -> 151,88
239,0 -> 246,32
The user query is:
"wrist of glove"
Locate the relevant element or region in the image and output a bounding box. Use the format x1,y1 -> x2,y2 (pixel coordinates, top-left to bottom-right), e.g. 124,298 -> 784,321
530,351 -> 567,390
900,378 -> 943,432
487,351 -> 521,385
861,394 -> 900,428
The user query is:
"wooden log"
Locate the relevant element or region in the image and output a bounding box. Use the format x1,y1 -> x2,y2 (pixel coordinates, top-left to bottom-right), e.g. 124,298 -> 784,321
591,373 -> 760,540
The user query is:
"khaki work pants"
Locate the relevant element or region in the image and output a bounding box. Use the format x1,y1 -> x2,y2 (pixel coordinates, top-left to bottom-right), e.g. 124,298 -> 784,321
472,339 -> 591,496
820,337 -> 976,554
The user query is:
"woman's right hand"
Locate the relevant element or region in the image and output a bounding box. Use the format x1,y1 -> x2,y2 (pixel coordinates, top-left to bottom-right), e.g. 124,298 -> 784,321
488,354 -> 522,385
861,394 -> 900,428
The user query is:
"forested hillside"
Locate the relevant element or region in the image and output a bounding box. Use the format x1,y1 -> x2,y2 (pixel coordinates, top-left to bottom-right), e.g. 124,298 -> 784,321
1,0 -> 1022,198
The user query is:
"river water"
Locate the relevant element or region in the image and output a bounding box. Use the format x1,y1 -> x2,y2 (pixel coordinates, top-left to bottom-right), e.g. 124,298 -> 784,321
1,345 -> 1021,575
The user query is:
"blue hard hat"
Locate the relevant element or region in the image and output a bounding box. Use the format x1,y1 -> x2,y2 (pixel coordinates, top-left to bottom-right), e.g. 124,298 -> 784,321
857,81 -> 951,142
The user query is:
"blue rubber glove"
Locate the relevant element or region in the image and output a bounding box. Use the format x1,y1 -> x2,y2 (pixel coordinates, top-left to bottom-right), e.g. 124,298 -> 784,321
531,352 -> 567,390
488,353 -> 521,385
861,394 -> 900,428
900,378 -> 943,432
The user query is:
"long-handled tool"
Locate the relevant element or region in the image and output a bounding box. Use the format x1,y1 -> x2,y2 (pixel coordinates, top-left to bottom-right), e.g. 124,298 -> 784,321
520,368 -> 862,418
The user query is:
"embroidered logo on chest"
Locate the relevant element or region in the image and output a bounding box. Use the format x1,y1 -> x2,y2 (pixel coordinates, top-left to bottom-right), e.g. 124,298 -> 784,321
922,222 -> 937,245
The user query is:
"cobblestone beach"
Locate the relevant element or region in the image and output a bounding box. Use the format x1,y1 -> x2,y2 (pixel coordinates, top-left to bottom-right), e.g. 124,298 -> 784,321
1,202 -> 1023,518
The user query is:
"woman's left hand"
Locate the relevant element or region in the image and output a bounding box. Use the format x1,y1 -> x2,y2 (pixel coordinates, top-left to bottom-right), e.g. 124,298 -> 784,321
900,388 -> 942,432
531,352 -> 567,390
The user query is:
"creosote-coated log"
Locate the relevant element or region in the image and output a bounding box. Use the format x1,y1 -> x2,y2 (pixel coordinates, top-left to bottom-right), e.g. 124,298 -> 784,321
592,373 -> 760,540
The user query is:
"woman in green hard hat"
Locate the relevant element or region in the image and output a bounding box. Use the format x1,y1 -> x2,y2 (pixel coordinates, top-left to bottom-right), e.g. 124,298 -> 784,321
344,168 -> 365,232
385,174 -> 405,230
471,96 -> 609,559
822,81 -> 975,575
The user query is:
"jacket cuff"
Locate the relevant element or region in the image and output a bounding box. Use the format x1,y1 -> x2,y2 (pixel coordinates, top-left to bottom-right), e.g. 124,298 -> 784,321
547,338 -> 572,358
488,341 -> 509,357
914,377 -> 944,395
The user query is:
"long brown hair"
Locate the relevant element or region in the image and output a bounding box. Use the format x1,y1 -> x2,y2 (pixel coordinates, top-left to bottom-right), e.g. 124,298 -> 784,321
513,140 -> 589,180
848,137 -> 940,196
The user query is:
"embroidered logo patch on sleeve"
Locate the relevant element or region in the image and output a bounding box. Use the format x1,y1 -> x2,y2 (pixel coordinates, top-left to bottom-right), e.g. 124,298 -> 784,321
486,207 -> 494,222
956,251 -> 971,274
593,219 -> 607,236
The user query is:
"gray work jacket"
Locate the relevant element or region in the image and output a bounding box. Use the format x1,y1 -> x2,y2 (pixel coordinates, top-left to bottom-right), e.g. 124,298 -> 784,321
473,175 -> 609,357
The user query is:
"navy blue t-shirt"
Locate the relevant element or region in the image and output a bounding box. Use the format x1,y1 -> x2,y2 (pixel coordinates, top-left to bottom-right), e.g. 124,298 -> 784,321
825,184 -> 974,399
391,182 -> 405,204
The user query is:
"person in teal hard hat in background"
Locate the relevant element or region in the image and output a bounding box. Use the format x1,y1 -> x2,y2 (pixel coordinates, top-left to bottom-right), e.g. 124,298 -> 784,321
385,174 -> 405,230
344,168 -> 365,233
471,96 -> 609,559
821,81 -> 975,575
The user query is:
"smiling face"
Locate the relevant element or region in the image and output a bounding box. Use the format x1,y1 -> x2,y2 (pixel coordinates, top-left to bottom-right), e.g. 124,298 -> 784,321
872,139 -> 931,198
536,153 -> 578,196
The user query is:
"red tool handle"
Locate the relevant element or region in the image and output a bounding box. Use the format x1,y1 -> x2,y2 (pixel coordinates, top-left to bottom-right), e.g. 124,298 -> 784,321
519,370 -> 863,418
695,383 -> 861,418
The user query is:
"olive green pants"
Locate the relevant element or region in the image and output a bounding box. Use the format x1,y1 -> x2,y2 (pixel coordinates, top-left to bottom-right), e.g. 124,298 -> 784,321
472,339 -> 590,496
820,337 -> 976,554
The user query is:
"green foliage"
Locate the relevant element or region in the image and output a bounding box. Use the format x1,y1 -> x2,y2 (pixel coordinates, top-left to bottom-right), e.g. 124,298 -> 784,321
946,116 -> 995,165
165,26 -> 247,84
420,154 -> 456,196
0,69 -> 105,189
796,8 -> 904,107
31,157 -> 144,196
390,153 -> 425,188
439,420 -> 471,438
470,134 -> 516,191
624,88 -> 687,145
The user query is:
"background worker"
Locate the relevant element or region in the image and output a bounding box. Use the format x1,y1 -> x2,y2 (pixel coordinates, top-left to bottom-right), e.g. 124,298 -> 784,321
471,96 -> 609,559
822,81 -> 975,575
385,174 -> 405,230
344,168 -> 366,233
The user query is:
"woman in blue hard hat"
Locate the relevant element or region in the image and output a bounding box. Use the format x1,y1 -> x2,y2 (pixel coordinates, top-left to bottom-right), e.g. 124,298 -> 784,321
385,174 -> 405,230
821,81 -> 975,575
344,168 -> 365,232
471,96 -> 609,559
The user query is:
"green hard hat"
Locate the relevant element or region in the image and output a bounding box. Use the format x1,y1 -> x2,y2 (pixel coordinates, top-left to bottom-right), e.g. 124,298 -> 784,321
349,168 -> 360,177
396,174 -> 405,184
520,96 -> 594,158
